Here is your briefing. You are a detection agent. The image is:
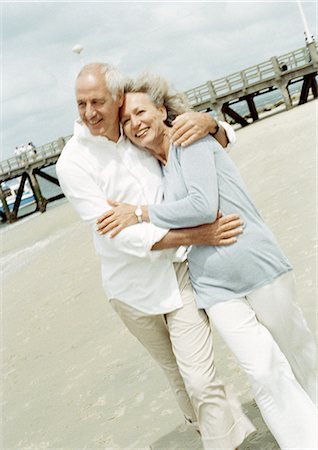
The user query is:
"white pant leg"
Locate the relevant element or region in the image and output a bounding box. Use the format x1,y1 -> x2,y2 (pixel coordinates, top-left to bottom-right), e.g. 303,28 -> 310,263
110,298 -> 197,424
206,295 -> 317,450
247,271 -> 317,404
166,263 -> 255,450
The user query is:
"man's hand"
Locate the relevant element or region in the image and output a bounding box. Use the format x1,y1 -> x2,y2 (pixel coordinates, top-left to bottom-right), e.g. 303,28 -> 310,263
152,211 -> 244,250
194,212 -> 243,246
171,112 -> 228,148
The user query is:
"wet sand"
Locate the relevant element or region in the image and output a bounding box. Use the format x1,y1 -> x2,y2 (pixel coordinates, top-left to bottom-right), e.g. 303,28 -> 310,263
1,100 -> 317,449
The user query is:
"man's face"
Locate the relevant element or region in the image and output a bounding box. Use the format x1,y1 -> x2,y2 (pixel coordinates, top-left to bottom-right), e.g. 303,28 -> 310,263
76,71 -> 123,139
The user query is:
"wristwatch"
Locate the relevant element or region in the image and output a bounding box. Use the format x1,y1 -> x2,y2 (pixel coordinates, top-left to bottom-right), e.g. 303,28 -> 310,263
135,206 -> 143,223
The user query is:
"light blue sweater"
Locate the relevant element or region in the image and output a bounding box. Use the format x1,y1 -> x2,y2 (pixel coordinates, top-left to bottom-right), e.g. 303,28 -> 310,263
149,136 -> 292,307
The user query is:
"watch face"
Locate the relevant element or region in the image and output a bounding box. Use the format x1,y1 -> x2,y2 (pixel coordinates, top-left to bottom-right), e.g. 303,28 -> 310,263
135,207 -> 142,223
135,207 -> 142,224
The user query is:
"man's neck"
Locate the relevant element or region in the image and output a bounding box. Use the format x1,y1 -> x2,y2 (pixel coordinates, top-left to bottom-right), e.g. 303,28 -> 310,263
103,125 -> 121,143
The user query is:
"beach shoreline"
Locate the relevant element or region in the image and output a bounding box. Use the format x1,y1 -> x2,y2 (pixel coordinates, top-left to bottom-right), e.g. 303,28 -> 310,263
1,100 -> 317,449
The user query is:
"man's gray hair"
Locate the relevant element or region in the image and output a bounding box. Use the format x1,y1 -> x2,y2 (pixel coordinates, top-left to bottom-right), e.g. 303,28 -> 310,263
77,63 -> 127,100
124,72 -> 192,126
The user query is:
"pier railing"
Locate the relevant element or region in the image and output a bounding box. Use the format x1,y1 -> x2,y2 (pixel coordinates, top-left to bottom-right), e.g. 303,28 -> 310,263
277,46 -> 311,71
185,44 -> 317,106
0,135 -> 72,180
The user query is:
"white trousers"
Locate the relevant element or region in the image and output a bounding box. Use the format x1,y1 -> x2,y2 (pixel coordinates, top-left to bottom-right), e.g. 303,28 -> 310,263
206,271 -> 317,450
111,262 -> 255,450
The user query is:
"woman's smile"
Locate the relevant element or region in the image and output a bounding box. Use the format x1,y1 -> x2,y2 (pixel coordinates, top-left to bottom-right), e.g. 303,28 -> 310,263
135,127 -> 150,138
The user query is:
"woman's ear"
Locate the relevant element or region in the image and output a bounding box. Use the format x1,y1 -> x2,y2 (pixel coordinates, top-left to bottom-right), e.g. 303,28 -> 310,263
159,105 -> 167,121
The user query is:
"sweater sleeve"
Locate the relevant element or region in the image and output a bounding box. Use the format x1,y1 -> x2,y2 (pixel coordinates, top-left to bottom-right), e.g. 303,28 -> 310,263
148,137 -> 220,229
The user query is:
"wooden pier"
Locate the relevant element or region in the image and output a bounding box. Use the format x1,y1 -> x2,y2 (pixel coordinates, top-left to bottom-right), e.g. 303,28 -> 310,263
0,136 -> 71,223
184,42 -> 318,125
0,43 -> 317,224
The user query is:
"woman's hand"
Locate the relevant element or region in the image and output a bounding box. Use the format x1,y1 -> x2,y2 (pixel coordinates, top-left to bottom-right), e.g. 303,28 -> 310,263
96,200 -> 138,237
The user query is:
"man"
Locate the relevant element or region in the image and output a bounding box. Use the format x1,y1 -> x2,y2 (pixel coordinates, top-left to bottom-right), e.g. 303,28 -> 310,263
57,63 -> 255,449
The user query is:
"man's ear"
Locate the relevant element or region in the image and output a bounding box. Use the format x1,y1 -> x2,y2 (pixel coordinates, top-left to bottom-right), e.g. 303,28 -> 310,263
117,91 -> 124,107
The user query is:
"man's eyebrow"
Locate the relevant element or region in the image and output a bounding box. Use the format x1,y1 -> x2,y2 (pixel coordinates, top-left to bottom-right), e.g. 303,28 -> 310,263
77,97 -> 104,103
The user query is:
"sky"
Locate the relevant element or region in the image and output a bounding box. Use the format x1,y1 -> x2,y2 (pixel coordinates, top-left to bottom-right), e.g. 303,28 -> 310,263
1,0 -> 317,160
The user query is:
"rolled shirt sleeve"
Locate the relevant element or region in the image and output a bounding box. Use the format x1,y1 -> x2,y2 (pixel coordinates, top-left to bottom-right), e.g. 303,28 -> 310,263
219,120 -> 236,147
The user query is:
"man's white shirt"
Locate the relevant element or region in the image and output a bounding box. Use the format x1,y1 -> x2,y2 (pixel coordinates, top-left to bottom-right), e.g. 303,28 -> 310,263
57,119 -> 235,314
57,120 -> 185,314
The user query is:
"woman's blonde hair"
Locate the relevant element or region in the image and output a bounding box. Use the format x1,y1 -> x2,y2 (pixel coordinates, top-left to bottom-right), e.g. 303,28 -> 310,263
124,72 -> 192,126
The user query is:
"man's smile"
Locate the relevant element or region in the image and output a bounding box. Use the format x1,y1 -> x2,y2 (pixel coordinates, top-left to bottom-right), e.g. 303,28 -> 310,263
87,119 -> 104,129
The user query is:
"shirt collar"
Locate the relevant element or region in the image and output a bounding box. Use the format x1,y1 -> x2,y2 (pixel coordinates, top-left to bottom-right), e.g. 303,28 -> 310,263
74,118 -> 125,145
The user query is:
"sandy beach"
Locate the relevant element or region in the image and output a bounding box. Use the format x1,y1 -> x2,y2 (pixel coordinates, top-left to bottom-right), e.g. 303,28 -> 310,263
1,100 -> 317,450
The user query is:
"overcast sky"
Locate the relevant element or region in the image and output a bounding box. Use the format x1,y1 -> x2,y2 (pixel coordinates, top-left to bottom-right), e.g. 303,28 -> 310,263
1,0 -> 317,160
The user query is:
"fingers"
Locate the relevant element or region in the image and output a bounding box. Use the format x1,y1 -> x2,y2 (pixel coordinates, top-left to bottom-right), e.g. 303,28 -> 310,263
171,123 -> 192,146
217,224 -> 244,246
96,215 -> 116,232
96,209 -> 114,224
97,219 -> 118,235
219,237 -> 238,245
172,111 -> 215,147
110,225 -> 124,238
221,219 -> 244,233
219,215 -> 244,232
221,228 -> 243,239
173,130 -> 201,148
218,213 -> 240,224
171,113 -> 189,127
108,199 -> 119,207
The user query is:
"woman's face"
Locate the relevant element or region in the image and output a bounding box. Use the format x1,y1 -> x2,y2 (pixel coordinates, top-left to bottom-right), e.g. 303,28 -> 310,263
120,92 -> 167,150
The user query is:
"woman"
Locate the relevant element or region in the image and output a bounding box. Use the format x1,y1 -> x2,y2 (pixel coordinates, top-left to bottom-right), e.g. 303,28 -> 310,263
97,73 -> 317,449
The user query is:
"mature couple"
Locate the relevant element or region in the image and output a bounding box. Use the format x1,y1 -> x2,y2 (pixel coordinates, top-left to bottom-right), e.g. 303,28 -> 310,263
56,63 -> 317,449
